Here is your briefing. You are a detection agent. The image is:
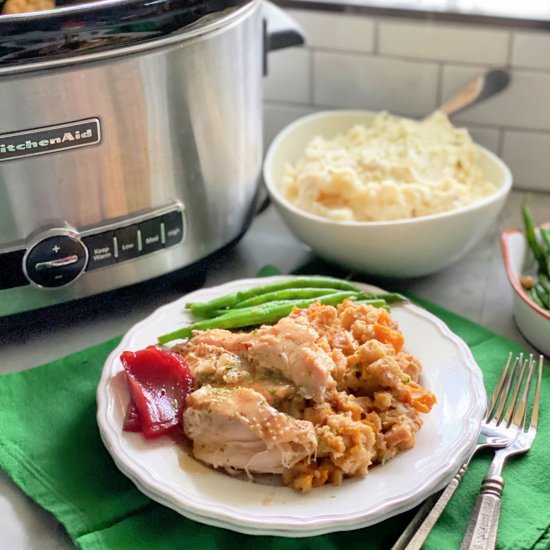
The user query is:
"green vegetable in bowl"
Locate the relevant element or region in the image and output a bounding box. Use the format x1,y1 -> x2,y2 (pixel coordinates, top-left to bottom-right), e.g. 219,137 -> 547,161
521,204 -> 550,311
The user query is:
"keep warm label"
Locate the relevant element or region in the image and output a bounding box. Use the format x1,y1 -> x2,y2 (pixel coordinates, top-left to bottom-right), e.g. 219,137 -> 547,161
82,232 -> 115,270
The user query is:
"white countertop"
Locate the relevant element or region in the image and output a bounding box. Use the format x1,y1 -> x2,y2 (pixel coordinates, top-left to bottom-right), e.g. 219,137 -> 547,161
278,0 -> 550,27
1,188 -> 549,549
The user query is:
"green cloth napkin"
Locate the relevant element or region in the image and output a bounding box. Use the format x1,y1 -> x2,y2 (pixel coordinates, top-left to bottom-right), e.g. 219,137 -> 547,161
1,267 -> 549,550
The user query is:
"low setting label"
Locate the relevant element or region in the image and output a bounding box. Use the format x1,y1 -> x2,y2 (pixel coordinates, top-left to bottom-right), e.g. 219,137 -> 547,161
0,118 -> 101,162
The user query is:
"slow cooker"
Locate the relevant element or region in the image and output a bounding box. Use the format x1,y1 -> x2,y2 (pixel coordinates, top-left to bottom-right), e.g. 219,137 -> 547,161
0,0 -> 303,316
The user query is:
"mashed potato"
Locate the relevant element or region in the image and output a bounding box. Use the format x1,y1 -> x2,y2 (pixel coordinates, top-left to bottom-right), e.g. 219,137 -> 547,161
283,111 -> 497,222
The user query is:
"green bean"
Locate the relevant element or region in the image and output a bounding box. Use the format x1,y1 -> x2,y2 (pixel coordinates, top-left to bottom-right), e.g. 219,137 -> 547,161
158,291 -> 400,345
530,287 -> 546,309
541,228 -> 550,276
233,288 -> 340,309
221,291 -> 358,315
356,291 -> 407,304
534,283 -> 550,309
159,291 -> 358,344
521,206 -> 550,311
213,290 -> 403,318
185,277 -> 360,317
214,296 -> 392,317
522,204 -> 546,272
539,273 -> 550,293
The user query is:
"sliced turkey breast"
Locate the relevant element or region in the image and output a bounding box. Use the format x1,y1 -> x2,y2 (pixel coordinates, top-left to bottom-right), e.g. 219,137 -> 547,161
183,386 -> 316,474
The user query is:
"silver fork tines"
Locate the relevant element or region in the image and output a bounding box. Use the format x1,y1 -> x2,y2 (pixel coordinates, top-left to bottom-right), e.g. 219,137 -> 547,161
490,353 -> 525,428
460,354 -> 542,550
486,353 -> 516,419
391,353 -> 541,550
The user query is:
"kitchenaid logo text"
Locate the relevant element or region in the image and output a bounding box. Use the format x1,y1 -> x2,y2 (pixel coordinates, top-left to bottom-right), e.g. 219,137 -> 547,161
0,118 -> 101,162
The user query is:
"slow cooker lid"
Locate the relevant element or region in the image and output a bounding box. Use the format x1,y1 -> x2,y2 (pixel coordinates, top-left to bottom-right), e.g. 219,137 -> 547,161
0,0 -> 253,66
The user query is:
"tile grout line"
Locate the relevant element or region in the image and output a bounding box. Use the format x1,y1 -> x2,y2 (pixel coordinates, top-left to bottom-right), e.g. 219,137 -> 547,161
309,47 -> 315,106
311,46 -> 490,67
309,45 -> 550,75
436,62 -> 444,106
506,29 -> 514,66
497,128 -> 505,158
266,92 -> 550,135
264,95 -> 550,138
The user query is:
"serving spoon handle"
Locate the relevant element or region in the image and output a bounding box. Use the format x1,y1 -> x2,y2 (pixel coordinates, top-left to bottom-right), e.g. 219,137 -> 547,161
436,69 -> 510,118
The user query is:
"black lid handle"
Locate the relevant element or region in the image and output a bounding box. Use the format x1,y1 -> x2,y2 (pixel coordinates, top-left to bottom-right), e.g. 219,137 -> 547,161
263,1 -> 304,52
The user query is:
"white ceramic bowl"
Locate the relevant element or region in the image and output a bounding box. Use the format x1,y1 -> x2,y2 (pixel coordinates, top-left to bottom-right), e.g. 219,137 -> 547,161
263,110 -> 513,278
501,228 -> 550,357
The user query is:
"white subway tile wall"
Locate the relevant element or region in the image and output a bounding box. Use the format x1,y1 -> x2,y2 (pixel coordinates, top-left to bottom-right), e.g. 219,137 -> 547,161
511,31 -> 550,70
263,9 -> 550,192
442,65 -> 550,131
288,9 -> 375,52
314,52 -> 439,116
501,131 -> 550,192
466,126 -> 501,154
378,20 -> 509,64
263,103 -> 315,146
264,47 -> 311,104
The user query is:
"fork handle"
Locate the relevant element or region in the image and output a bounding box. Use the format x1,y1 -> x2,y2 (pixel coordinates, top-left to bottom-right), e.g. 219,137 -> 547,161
391,462 -> 470,550
460,475 -> 504,550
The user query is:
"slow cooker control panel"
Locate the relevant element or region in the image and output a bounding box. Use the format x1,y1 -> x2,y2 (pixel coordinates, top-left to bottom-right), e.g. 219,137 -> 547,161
0,205 -> 185,291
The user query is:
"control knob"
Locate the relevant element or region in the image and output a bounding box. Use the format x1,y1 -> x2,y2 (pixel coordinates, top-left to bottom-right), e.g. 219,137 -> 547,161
23,229 -> 88,289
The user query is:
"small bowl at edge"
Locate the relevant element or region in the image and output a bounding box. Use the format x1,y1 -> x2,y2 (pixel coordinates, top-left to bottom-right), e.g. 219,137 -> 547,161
501,228 -> 550,357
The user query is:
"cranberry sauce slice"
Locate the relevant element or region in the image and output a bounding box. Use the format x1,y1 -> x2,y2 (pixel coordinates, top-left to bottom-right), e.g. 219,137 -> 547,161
120,346 -> 195,439
122,402 -> 142,432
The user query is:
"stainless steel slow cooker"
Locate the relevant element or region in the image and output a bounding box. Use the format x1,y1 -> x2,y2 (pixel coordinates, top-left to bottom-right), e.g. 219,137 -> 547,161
0,0 -> 302,316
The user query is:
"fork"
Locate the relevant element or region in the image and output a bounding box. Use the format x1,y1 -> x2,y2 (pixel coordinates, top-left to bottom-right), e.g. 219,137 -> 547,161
460,354 -> 542,550
392,353 -> 533,550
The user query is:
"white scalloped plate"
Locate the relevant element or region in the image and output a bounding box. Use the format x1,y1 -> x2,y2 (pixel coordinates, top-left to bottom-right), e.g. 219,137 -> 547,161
97,276 -> 486,537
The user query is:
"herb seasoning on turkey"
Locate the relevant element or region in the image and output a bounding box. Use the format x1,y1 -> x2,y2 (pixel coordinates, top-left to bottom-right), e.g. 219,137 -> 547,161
170,299 -> 436,493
